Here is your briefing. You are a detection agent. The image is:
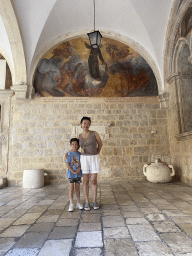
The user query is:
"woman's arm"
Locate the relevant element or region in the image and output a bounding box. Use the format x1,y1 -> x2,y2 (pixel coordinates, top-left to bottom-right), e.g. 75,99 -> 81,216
94,131 -> 102,154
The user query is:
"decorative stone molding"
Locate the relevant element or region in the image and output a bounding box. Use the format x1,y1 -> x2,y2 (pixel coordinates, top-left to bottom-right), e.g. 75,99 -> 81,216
176,130 -> 192,140
0,89 -> 13,178
70,123 -> 111,140
158,92 -> 170,109
167,71 -> 192,85
164,0 -> 192,80
11,81 -> 28,99
188,33 -> 192,64
167,72 -> 179,85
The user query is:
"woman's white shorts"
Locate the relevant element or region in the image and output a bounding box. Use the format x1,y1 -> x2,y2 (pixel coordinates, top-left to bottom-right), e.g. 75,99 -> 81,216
80,154 -> 101,174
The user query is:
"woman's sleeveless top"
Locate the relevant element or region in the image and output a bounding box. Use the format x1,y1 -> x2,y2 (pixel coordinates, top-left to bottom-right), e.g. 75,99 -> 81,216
79,131 -> 98,155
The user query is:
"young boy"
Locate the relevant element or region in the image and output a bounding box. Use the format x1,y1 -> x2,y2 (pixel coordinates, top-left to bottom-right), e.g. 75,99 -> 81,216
66,138 -> 83,212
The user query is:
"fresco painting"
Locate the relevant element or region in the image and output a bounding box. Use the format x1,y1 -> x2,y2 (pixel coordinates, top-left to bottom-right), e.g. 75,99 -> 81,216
34,37 -> 158,97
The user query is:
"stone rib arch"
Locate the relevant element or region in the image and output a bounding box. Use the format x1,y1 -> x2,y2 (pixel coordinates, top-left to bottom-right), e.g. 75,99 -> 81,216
164,0 -> 192,82
172,38 -> 190,73
0,0 -> 26,85
29,30 -> 162,96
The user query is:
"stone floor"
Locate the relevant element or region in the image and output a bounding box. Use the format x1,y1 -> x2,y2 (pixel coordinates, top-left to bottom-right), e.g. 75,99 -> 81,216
1,181 -> 192,256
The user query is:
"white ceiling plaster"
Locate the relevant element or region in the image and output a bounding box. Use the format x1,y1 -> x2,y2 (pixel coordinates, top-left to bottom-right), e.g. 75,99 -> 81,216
1,0 -> 175,87
129,0 -> 174,78
12,0 -> 57,72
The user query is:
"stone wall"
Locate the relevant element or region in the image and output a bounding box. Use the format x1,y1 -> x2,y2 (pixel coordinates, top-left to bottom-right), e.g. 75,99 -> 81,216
166,81 -> 192,185
7,96 -> 170,186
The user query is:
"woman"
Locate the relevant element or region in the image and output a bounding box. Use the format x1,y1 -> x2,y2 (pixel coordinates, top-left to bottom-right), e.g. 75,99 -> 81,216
79,116 -> 102,210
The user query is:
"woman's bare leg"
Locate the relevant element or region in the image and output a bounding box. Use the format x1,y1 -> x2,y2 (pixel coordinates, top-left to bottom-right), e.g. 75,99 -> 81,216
83,174 -> 90,203
90,173 -> 97,203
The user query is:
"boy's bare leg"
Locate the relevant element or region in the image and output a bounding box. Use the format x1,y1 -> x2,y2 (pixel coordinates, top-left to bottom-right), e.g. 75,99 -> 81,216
75,183 -> 80,203
83,174 -> 89,203
91,173 -> 97,203
69,183 -> 74,204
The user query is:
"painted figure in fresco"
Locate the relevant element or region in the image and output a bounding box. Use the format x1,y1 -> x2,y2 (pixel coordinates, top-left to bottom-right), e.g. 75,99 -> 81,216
106,44 -> 131,61
84,41 -> 107,80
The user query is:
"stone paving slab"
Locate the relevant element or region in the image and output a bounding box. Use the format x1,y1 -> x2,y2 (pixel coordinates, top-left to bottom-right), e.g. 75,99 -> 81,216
48,226 -> 77,239
135,241 -> 173,256
0,238 -> 16,256
36,214 -> 60,223
177,223 -> 192,237
152,221 -> 181,233
38,239 -> 73,256
104,238 -> 138,256
102,216 -> 126,228
103,227 -> 130,239
5,248 -> 39,256
145,213 -> 167,221
27,205 -> 48,213
126,217 -> 150,225
56,218 -> 79,226
13,232 -> 49,248
75,231 -> 103,247
102,209 -> 122,216
13,213 -> 42,225
122,211 -> 144,218
26,222 -> 55,232
160,232 -> 192,254
127,224 -> 161,242
81,214 -> 101,223
78,222 -> 102,232
73,248 -> 102,256
0,225 -> 30,237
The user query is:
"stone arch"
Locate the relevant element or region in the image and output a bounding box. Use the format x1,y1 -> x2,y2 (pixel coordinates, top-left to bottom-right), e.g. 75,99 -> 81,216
172,37 -> 192,133
29,30 -> 162,96
0,0 -> 26,85
172,38 -> 191,73
164,0 -> 192,81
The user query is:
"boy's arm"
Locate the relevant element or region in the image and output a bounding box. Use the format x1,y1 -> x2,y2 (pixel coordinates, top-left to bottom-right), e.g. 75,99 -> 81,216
65,150 -> 72,160
76,165 -> 81,174
66,162 -> 76,174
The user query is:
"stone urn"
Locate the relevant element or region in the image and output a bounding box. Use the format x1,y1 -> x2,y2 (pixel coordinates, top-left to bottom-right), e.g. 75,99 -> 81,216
143,159 -> 175,183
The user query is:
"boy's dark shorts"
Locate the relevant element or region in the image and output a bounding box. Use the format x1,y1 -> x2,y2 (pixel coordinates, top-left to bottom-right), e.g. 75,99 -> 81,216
68,177 -> 81,183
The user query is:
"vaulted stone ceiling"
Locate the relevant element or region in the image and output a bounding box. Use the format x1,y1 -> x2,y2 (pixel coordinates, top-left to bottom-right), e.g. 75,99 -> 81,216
0,0 -> 174,88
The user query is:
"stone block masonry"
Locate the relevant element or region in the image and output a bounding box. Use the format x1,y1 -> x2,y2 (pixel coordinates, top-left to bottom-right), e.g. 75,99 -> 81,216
8,96 -> 170,186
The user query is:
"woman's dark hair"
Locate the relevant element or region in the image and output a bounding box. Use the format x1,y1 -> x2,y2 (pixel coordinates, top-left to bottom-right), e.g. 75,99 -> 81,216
70,138 -> 79,145
80,116 -> 91,124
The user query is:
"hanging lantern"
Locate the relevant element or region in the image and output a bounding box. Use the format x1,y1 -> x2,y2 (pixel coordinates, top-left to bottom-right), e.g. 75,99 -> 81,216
87,30 -> 102,48
87,0 -> 102,48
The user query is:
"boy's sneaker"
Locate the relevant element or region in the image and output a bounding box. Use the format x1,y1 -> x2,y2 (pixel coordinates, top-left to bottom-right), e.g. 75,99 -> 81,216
84,202 -> 91,211
68,203 -> 74,212
93,202 -> 99,210
77,202 -> 83,210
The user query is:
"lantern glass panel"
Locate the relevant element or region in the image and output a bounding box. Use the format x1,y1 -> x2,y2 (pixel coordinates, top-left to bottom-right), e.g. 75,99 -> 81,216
87,30 -> 102,48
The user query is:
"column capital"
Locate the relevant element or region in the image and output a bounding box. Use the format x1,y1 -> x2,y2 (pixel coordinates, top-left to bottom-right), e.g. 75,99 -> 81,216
11,81 -> 28,99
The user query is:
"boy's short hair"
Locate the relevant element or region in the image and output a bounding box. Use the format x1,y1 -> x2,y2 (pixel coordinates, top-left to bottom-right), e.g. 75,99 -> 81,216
70,138 -> 79,145
80,116 -> 91,124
